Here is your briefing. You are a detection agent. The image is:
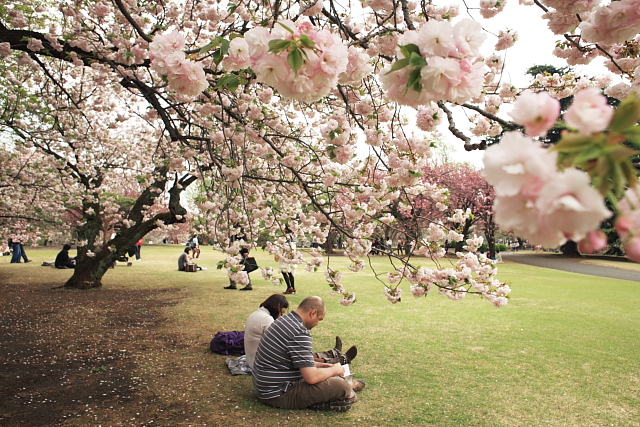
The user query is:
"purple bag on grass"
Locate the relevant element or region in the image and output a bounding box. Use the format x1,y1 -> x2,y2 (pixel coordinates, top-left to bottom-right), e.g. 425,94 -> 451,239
210,331 -> 245,355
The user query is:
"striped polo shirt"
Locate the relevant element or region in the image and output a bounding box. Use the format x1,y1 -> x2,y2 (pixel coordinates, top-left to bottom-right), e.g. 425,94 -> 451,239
252,311 -> 315,400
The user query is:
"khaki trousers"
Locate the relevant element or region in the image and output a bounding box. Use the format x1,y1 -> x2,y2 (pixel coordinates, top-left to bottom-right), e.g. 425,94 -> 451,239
258,377 -> 351,409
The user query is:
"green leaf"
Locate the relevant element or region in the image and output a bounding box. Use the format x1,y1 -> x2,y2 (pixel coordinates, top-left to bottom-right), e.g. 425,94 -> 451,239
621,126 -> 640,148
288,48 -> 304,75
605,144 -> 640,162
553,133 -> 596,153
611,160 -> 627,196
405,68 -> 422,94
399,43 -> 421,59
216,75 -> 240,91
408,51 -> 427,68
609,95 -> 640,134
277,22 -> 295,34
199,36 -> 224,55
211,39 -> 230,65
594,157 -> 613,194
268,39 -> 292,54
299,34 -> 316,50
620,160 -> 639,188
571,145 -> 602,166
385,58 -> 410,74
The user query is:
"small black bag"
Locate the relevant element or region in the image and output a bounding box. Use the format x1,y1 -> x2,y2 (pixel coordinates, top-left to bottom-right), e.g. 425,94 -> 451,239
243,257 -> 259,273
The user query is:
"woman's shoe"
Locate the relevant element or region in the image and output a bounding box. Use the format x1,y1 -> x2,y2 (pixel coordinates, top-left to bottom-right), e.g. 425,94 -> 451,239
283,288 -> 296,294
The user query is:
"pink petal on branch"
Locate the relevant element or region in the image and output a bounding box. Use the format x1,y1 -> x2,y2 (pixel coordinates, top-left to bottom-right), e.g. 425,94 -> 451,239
624,237 -> 640,263
564,88 -> 614,135
508,90 -> 561,137
577,230 -> 608,254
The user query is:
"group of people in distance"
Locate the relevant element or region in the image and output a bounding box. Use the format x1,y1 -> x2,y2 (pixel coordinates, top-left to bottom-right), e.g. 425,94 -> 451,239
244,294 -> 364,412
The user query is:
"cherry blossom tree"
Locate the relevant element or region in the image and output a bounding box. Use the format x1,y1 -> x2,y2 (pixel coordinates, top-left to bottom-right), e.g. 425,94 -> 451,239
0,0 -> 639,301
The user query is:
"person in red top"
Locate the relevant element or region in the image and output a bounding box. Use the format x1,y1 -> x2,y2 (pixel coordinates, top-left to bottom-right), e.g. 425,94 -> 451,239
135,238 -> 143,261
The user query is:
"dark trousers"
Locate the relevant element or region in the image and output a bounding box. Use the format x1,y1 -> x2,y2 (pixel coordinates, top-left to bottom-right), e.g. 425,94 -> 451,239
257,377 -> 351,409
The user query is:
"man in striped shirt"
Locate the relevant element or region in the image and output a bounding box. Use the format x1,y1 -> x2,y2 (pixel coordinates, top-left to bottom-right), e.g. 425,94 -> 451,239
252,296 -> 357,411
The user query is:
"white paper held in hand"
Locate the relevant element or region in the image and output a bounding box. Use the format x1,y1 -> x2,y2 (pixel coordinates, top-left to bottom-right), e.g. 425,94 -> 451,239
343,363 -> 351,377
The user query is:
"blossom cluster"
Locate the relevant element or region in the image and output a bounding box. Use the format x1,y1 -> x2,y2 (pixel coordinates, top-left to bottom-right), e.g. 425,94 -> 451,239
483,131 -> 611,248
304,248 -> 324,272
380,19 -> 487,107
149,31 -> 208,100
403,248 -> 511,307
223,20 -> 349,102
485,88 -> 623,249
260,266 -> 282,286
222,255 -> 250,286
325,268 -> 355,305
579,0 -> 640,46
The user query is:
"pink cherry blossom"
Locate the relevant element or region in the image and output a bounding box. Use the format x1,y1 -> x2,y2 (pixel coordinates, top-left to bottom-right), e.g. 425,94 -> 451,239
624,237 -> 640,263
453,19 -> 486,57
420,56 -> 461,96
479,0 -> 506,19
417,20 -> 456,57
242,21 -> 348,102
578,230 -> 608,254
483,131 -> 558,197
579,0 -> 640,46
0,42 -> 11,57
495,29 -> 518,51
563,88 -> 614,135
508,90 -> 561,137
416,104 -> 442,132
26,38 -> 44,52
535,169 -> 611,246
222,38 -> 250,71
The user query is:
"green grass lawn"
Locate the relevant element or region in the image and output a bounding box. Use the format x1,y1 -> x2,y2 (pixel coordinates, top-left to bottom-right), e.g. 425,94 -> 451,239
3,245 -> 639,426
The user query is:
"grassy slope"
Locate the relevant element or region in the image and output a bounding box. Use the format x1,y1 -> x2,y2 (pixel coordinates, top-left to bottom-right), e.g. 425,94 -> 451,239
3,245 -> 639,426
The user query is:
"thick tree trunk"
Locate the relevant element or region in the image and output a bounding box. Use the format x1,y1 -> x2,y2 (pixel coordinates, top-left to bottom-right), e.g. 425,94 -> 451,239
64,260 -> 109,289
64,247 -> 127,289
62,174 -> 196,289
486,232 -> 496,259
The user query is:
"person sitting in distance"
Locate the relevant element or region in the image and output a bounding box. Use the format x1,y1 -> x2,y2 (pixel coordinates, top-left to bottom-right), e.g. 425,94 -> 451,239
178,247 -> 206,271
55,244 -> 76,269
178,247 -> 191,271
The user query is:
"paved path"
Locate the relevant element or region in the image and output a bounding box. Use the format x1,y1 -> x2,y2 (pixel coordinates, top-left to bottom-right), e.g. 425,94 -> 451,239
503,253 -> 640,282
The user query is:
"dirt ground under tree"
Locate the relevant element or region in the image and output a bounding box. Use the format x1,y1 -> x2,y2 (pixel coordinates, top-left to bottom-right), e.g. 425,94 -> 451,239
0,277 -> 338,427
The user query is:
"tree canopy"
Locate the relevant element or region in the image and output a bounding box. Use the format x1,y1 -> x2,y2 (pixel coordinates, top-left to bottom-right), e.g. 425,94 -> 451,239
1,0 -> 640,304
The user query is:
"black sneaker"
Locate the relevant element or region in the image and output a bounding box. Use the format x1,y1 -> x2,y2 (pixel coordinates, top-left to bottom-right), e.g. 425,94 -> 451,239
224,285 -> 237,290
239,286 -> 253,291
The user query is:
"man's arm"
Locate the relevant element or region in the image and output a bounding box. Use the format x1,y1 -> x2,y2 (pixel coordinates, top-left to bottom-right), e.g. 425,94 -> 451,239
315,361 -> 333,368
299,363 -> 345,385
